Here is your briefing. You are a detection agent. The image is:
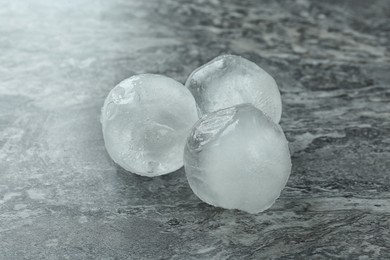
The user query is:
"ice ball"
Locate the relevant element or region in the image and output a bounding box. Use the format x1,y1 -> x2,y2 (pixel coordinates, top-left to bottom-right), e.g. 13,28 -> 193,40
184,103 -> 291,213
102,74 -> 199,177
185,54 -> 282,123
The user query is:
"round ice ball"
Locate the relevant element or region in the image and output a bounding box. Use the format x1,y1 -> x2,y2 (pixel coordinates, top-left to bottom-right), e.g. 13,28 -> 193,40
184,103 -> 291,213
185,54 -> 282,123
101,74 -> 199,177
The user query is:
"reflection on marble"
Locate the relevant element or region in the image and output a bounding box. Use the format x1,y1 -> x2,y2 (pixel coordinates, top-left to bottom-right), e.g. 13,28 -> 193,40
0,0 -> 389,259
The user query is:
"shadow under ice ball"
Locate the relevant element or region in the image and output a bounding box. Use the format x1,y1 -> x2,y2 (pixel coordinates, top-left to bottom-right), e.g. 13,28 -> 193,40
102,74 -> 198,177
184,103 -> 291,213
186,54 -> 282,123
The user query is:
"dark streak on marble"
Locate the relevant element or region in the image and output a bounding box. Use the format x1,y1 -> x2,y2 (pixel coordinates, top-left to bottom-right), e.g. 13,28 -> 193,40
0,0 -> 389,259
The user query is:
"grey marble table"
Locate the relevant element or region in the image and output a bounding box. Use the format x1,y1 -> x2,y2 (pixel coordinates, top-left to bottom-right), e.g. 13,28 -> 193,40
1,0 -> 389,259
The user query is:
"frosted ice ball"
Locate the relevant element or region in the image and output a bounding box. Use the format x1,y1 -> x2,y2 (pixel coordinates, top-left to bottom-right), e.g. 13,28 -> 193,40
184,103 -> 291,213
185,54 -> 282,123
101,74 -> 199,177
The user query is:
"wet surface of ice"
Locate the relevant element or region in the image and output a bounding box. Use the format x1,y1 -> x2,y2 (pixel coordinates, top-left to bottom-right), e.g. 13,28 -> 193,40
184,104 -> 291,213
102,74 -> 198,176
186,55 -> 282,123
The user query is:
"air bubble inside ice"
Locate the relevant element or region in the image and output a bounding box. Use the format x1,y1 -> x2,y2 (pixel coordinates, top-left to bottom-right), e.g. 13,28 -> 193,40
101,74 -> 199,177
184,103 -> 291,213
185,54 -> 282,123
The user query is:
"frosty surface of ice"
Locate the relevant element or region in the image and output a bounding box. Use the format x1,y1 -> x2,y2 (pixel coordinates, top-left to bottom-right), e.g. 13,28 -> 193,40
184,103 -> 291,213
102,74 -> 199,177
185,54 -> 282,123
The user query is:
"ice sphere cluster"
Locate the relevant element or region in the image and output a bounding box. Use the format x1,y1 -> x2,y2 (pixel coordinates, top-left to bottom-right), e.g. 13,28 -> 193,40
102,55 -> 291,213
184,104 -> 291,213
101,74 -> 198,177
185,54 -> 282,123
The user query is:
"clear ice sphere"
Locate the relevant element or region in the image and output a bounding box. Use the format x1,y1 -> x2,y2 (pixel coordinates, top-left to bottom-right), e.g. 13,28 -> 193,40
184,103 -> 291,213
101,74 -> 199,177
185,54 -> 282,123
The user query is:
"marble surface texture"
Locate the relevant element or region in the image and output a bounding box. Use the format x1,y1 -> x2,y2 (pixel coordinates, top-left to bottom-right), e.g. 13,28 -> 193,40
0,0 -> 389,259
